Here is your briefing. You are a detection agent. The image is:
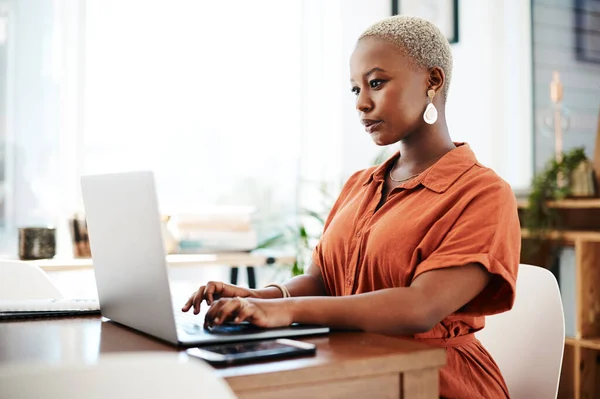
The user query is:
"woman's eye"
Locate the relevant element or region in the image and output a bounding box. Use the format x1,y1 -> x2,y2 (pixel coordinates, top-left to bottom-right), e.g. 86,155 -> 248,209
351,86 -> 360,95
369,79 -> 384,89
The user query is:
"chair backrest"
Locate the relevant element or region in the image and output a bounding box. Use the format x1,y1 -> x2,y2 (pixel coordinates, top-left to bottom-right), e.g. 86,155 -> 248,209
0,352 -> 238,399
476,263 -> 565,399
0,260 -> 63,300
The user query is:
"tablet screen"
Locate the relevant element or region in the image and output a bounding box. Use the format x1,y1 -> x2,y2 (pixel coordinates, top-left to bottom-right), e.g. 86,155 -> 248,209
187,338 -> 316,365
204,340 -> 298,356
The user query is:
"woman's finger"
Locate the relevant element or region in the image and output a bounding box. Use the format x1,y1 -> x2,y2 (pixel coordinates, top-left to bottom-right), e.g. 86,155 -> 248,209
212,298 -> 245,325
205,281 -> 225,305
192,286 -> 206,314
203,282 -> 215,305
181,292 -> 196,312
233,300 -> 256,324
205,298 -> 227,324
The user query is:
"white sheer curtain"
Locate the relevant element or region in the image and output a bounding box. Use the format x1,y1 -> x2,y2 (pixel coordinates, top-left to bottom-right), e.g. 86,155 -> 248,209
1,0 -> 85,255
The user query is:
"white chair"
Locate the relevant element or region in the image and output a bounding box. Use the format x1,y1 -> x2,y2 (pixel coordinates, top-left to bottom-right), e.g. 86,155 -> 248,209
476,263 -> 565,399
0,351 -> 238,399
0,260 -> 63,300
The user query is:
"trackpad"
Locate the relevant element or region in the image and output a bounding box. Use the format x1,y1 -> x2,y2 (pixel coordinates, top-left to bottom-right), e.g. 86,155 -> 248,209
206,322 -> 266,335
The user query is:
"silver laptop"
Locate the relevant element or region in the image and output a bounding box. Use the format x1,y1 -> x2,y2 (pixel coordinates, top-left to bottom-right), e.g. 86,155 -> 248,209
80,170 -> 329,346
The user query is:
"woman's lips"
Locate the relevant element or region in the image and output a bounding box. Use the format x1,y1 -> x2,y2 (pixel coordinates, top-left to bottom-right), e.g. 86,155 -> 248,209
363,120 -> 383,133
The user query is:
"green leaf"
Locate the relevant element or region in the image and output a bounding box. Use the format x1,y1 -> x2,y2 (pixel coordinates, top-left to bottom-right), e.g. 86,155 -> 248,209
291,260 -> 303,276
254,232 -> 287,249
301,208 -> 326,225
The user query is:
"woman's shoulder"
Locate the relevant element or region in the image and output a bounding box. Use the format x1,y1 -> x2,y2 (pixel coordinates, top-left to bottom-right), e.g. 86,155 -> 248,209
472,162 -> 512,187
461,163 -> 517,204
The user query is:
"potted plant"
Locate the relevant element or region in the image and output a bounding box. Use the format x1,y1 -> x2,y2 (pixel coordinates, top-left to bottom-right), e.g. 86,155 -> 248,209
522,146 -> 593,263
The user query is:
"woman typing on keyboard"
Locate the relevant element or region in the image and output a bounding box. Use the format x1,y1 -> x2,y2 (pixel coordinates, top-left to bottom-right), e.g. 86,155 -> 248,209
182,15 -> 520,399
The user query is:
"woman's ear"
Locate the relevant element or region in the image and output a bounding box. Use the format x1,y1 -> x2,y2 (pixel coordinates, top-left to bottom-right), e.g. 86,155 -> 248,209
427,67 -> 445,96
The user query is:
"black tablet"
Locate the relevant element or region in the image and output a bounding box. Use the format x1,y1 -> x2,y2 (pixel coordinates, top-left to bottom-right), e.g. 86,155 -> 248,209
186,338 -> 316,366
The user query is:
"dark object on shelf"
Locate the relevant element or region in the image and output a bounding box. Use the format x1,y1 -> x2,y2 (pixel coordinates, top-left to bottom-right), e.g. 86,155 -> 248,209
391,0 -> 459,44
18,227 -> 56,260
69,216 -> 91,258
574,0 -> 600,64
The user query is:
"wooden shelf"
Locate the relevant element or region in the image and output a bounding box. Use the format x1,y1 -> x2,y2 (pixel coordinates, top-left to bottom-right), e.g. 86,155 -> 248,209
565,337 -> 600,350
518,194 -> 600,398
521,229 -> 600,242
15,252 -> 297,272
517,198 -> 600,209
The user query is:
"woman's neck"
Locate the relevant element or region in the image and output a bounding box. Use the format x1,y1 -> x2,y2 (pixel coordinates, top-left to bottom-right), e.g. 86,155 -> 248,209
396,118 -> 455,170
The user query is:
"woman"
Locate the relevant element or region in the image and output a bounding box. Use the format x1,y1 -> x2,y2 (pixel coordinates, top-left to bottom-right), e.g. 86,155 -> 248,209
182,15 -> 520,398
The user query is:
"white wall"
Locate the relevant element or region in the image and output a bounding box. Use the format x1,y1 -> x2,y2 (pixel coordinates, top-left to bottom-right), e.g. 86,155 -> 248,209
340,0 -> 392,175
298,0 -> 344,184
338,0 -> 533,190
448,0 -> 533,190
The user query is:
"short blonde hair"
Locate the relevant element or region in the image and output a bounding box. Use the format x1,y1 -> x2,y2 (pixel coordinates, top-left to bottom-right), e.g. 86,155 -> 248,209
359,15 -> 453,100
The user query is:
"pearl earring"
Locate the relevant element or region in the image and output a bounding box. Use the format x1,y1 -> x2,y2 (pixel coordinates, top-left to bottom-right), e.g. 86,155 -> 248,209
423,89 -> 438,125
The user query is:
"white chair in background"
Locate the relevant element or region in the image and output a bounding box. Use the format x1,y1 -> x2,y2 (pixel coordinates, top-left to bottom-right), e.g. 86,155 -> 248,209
0,260 -> 63,300
0,351 -> 238,399
476,263 -> 565,399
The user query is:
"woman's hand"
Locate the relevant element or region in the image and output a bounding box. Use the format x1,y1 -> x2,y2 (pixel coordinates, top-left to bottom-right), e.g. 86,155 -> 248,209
205,297 -> 293,329
181,281 -> 256,315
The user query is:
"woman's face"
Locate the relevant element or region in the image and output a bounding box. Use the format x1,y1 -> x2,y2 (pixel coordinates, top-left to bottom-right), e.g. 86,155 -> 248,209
349,37 -> 431,146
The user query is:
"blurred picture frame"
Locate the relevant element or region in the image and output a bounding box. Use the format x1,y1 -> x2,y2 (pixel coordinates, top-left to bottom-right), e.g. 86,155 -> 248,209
574,0 -> 600,63
391,0 -> 459,44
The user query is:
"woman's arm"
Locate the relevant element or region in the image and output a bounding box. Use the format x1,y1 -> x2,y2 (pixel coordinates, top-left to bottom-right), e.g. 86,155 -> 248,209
289,263 -> 490,335
182,261 -> 327,314
205,263 -> 491,333
254,261 -> 328,299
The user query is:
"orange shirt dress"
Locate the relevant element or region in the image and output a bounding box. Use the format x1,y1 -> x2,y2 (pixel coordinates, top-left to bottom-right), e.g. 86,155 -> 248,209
312,143 -> 521,399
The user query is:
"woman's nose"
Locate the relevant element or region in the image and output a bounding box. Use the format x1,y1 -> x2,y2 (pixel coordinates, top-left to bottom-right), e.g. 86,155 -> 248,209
356,91 -> 373,113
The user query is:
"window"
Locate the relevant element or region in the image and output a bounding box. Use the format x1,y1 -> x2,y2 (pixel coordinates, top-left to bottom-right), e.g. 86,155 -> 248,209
82,0 -> 303,236
4,0 -> 313,256
0,2 -> 8,231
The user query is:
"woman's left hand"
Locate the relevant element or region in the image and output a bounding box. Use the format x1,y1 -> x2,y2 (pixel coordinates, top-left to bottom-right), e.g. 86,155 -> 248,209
204,297 -> 293,328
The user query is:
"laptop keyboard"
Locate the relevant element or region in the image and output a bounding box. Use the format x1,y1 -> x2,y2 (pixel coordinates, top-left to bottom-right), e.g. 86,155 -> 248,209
175,310 -> 201,323
174,310 -> 206,335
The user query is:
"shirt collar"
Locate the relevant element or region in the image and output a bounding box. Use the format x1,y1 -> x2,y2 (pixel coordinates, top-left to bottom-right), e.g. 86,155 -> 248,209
361,142 -> 478,193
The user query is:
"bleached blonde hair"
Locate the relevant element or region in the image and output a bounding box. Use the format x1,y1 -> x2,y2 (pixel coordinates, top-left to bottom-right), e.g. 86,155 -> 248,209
359,15 -> 453,100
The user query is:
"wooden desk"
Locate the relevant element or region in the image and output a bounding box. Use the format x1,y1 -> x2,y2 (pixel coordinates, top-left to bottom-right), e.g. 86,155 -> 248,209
0,316 -> 445,398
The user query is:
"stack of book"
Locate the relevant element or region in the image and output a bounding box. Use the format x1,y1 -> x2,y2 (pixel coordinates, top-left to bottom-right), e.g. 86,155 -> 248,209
172,206 -> 257,253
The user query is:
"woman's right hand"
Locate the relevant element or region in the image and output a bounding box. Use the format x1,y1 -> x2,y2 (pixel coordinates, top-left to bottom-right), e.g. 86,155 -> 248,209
181,281 -> 256,315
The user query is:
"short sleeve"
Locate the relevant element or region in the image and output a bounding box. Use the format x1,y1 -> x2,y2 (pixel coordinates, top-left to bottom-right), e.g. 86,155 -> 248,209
412,180 -> 521,316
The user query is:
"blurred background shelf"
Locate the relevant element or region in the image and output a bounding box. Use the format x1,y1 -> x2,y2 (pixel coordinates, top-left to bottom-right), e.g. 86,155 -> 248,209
22,252 -> 296,272
517,198 -> 600,209
518,197 -> 600,399
521,229 -> 600,243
